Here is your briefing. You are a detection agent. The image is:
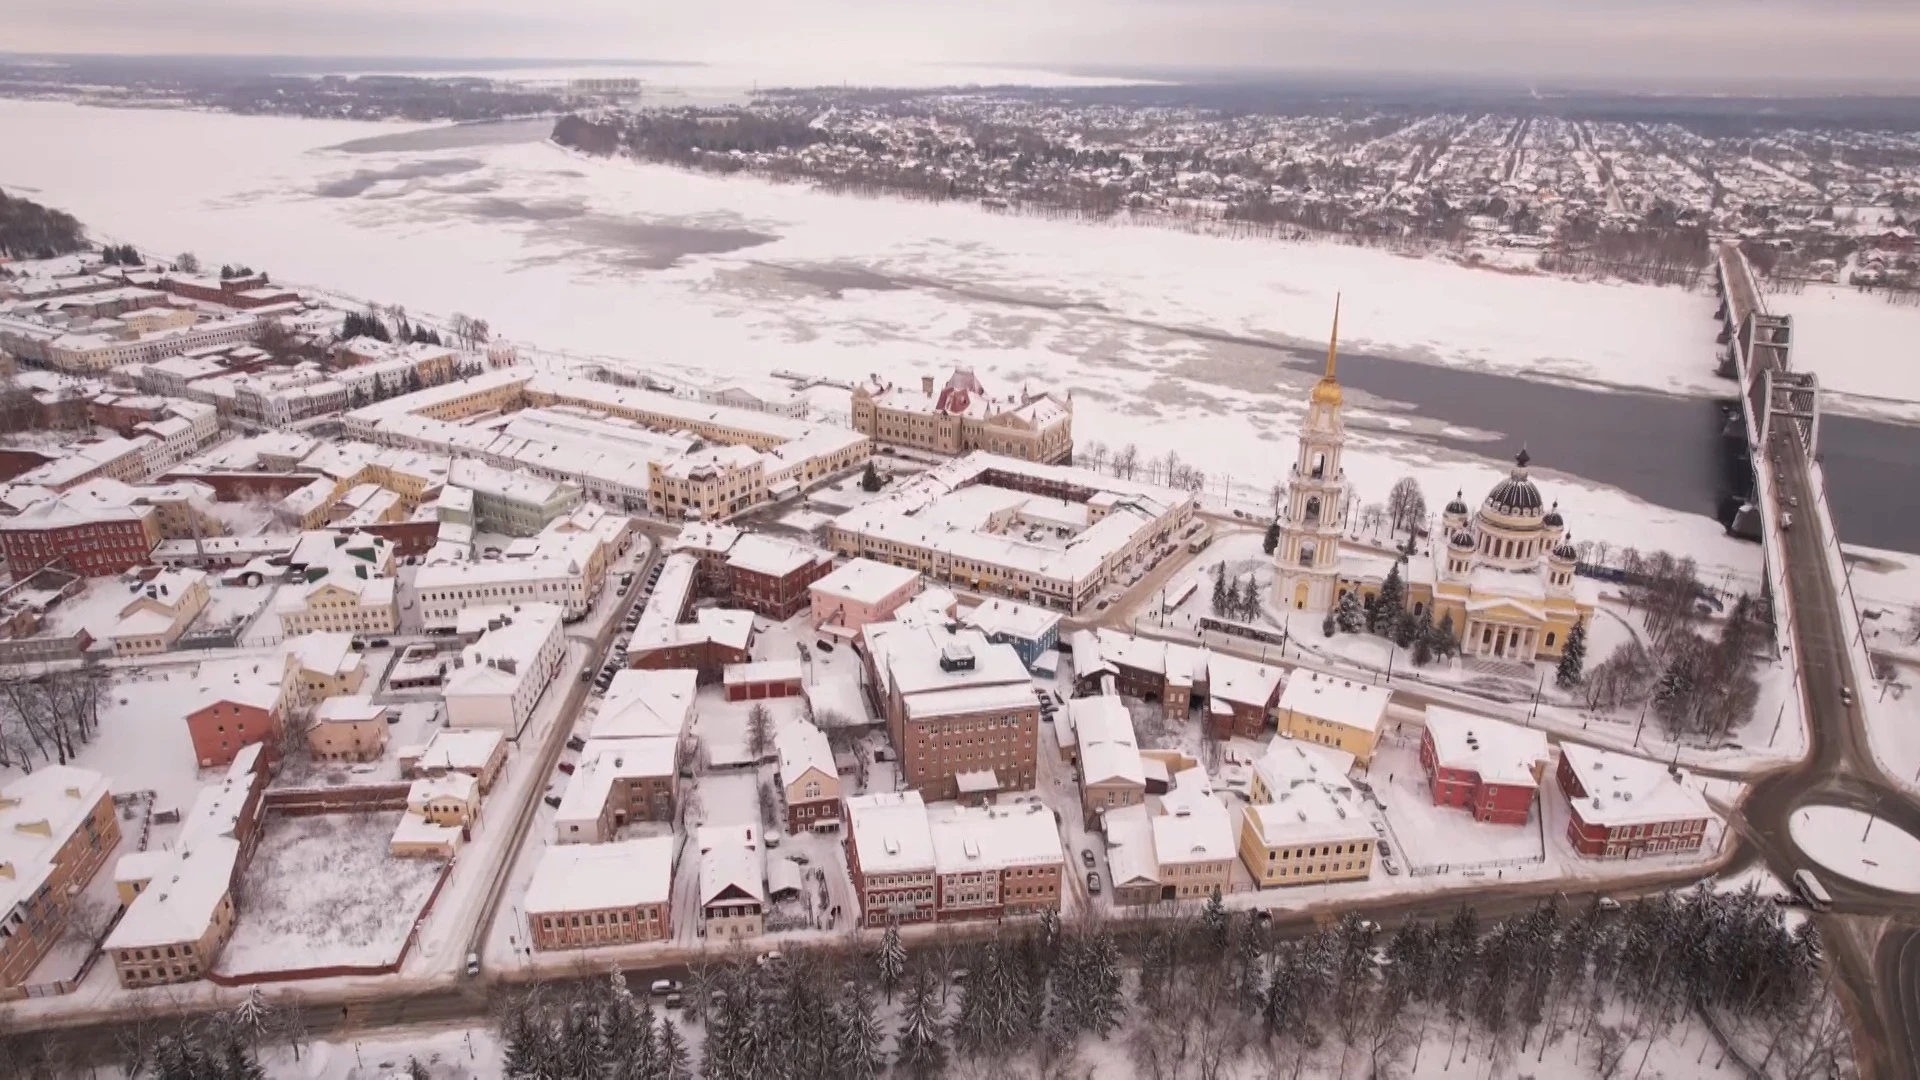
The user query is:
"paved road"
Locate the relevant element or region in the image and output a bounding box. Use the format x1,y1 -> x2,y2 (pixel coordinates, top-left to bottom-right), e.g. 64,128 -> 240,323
1717,244 -> 1920,1080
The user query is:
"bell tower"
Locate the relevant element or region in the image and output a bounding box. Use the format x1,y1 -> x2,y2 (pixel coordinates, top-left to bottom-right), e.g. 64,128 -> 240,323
1272,296 -> 1352,612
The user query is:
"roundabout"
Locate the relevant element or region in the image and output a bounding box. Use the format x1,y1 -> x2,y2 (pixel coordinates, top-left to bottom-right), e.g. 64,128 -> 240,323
1788,804 -> 1920,895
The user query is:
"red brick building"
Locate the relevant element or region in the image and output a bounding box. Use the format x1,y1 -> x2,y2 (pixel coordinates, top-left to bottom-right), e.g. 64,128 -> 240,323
1419,707 -> 1551,826
722,660 -> 804,703
844,790 -> 1063,927
724,534 -> 834,619
185,685 -> 285,769
0,501 -> 161,577
1558,745 -> 1712,859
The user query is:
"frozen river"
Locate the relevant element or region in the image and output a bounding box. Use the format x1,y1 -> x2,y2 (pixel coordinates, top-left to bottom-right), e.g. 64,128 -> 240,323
2,100 -> 1916,564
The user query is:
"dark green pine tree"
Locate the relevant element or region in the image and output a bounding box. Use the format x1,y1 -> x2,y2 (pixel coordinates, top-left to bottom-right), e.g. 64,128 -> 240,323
893,971 -> 948,1079
1263,521 -> 1280,555
861,460 -> 883,492
1369,561 -> 1406,635
1412,605 -> 1438,666
1556,619 -> 1589,689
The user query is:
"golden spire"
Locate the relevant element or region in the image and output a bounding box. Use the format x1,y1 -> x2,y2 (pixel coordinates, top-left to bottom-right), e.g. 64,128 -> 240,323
1311,293 -> 1343,406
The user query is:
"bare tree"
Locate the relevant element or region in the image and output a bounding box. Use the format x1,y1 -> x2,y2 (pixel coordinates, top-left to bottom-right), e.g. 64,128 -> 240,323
747,702 -> 773,760
1080,440 -> 1109,474
1387,476 -> 1427,535
1113,443 -> 1139,480
173,251 -> 201,273
1904,605 -> 1920,646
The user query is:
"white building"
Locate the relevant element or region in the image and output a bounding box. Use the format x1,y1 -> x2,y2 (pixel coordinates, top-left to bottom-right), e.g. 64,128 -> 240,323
444,603 -> 567,731
415,556 -> 591,631
697,825 -> 767,940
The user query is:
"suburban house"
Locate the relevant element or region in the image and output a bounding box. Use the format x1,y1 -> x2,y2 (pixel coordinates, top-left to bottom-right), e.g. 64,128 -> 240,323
1558,744 -> 1713,859
407,773 -> 481,828
1065,695 -> 1146,828
1237,739 -> 1375,889
525,837 -> 674,950
1103,763 -> 1236,904
1204,653 -> 1285,741
1420,707 -> 1552,825
280,631 -> 367,707
553,737 -> 678,844
773,720 -> 840,833
697,826 -> 767,941
185,682 -> 287,769
0,766 -> 119,989
959,598 -> 1062,671
306,695 -> 389,762
1275,671 -> 1390,764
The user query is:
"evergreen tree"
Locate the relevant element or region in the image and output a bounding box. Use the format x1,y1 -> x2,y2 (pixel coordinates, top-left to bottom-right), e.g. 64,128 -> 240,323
1370,561 -> 1406,634
1557,619 -> 1589,689
218,1036 -> 266,1080
1079,929 -> 1124,1037
501,1009 -> 554,1080
1202,888 -> 1229,952
861,460 -> 882,492
407,1056 -> 431,1080
836,979 -> 886,1080
1431,610 -> 1460,659
1335,589 -> 1364,633
1412,605 -> 1437,666
152,1033 -> 212,1080
1322,609 -> 1337,637
1263,520 -> 1280,555
878,924 -> 906,1002
1210,561 -> 1229,616
893,971 -> 948,1079
657,1016 -> 692,1080
1392,604 -> 1419,648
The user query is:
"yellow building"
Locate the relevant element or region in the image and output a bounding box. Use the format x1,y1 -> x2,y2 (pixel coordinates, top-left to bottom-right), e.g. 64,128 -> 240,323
851,368 -> 1074,465
1237,739 -> 1375,888
1274,670 -> 1389,765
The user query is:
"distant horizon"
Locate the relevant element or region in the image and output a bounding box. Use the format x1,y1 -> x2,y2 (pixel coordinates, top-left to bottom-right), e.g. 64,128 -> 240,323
7,51 -> 1920,100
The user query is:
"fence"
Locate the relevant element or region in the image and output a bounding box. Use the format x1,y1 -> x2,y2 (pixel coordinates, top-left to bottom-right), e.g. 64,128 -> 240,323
205,857 -> 453,987
263,782 -> 410,816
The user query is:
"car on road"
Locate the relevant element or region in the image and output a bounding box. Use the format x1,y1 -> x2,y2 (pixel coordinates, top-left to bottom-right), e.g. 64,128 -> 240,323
757,950 -> 784,966
815,640 -> 835,653
466,952 -> 480,976
650,979 -> 681,995
1357,919 -> 1379,934
578,668 -> 594,682
1081,848 -> 1096,869
1840,685 -> 1854,707
1793,869 -> 1833,911
1086,872 -> 1102,895
664,993 -> 684,1010
544,795 -> 562,808
1595,896 -> 1622,913
567,736 -> 586,752
558,762 -> 575,775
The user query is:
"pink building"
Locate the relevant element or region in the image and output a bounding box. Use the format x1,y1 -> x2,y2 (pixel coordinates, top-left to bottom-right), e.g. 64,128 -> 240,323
809,558 -> 921,633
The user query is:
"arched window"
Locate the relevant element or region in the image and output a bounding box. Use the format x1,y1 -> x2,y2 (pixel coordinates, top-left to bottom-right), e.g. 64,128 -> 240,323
1304,496 -> 1321,526
1545,632 -> 1556,648
1311,452 -> 1326,479
1299,541 -> 1317,568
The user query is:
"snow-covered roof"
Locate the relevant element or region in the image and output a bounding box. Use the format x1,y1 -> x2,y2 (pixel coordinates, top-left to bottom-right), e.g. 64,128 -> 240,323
1074,696 -> 1143,787
1424,707 -> 1550,787
810,557 -> 920,605
313,695 -> 386,726
593,668 -> 698,741
845,790 -> 935,874
960,597 -> 1061,643
524,836 -> 675,914
802,676 -> 870,726
106,747 -> 261,950
697,825 -> 766,908
876,621 -> 1036,720
774,721 -> 835,785
1207,653 -> 1284,710
0,766 -> 111,918
1560,744 -> 1712,828
1152,768 -> 1236,867
725,533 -> 830,579
282,631 -> 362,679
1101,804 -> 1161,888
722,659 -> 804,686
1278,670 -> 1388,733
410,728 -> 503,773
1243,739 -> 1373,848
444,603 -> 562,699
928,800 -> 1065,874
556,737 -> 678,831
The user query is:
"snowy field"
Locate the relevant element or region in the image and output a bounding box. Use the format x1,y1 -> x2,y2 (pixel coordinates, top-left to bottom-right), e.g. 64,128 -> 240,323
219,812 -> 446,976
0,98 -> 1788,580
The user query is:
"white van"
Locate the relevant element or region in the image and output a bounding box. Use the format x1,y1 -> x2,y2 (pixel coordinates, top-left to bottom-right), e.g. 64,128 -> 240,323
1792,869 -> 1833,911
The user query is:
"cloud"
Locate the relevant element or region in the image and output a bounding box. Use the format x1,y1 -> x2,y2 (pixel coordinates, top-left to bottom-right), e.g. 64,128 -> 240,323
8,0 -> 1920,87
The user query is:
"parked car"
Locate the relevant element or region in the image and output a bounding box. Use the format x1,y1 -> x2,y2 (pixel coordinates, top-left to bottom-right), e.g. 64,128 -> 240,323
1080,848 -> 1096,869
544,795 -> 562,808
369,637 -> 391,648
1086,872 -> 1102,895
815,640 -> 835,653
558,762 -> 575,775
1382,855 -> 1400,876
758,950 -> 784,966
1595,896 -> 1622,913
650,979 -> 681,996
566,736 -> 586,752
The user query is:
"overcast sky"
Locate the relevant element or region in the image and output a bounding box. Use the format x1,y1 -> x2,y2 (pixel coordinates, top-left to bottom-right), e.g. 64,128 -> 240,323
11,0 -> 1920,89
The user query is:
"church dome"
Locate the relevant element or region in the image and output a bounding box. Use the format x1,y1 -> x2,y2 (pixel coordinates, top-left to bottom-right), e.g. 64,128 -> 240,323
1449,529 -> 1476,550
1542,501 -> 1564,529
1445,490 -> 1469,516
1551,535 -> 1578,562
1484,448 -> 1543,515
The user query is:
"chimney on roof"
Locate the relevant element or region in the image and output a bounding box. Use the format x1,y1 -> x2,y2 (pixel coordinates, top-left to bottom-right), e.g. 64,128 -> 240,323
921,375 -> 934,396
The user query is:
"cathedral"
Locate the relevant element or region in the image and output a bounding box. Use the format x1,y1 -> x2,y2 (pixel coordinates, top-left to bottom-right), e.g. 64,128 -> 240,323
1271,301 -> 1596,663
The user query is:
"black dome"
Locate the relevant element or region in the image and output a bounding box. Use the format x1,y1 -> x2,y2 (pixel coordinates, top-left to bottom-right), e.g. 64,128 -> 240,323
1449,529 -> 1476,549
1445,490 -> 1469,516
1485,476 -> 1543,514
1542,501 -> 1564,528
1552,539 -> 1578,561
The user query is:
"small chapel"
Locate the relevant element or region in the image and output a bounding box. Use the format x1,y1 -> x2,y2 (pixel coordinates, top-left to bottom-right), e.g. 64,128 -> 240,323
1270,300 -> 1596,662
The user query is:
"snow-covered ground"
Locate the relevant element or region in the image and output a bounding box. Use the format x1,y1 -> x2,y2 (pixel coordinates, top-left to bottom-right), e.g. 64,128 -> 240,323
1770,282 -> 1920,423
1788,804 -> 1920,894
219,812 -> 446,976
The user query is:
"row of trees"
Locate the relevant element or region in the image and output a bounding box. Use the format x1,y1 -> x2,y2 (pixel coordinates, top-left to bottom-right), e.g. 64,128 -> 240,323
0,664 -> 108,773
99,243 -> 142,265
487,883 -> 1843,1080
0,189 -> 86,260
1208,561 -> 1265,622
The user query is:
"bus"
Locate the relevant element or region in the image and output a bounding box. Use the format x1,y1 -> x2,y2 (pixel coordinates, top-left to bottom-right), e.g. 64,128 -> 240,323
1186,525 -> 1214,553
1792,869 -> 1832,911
